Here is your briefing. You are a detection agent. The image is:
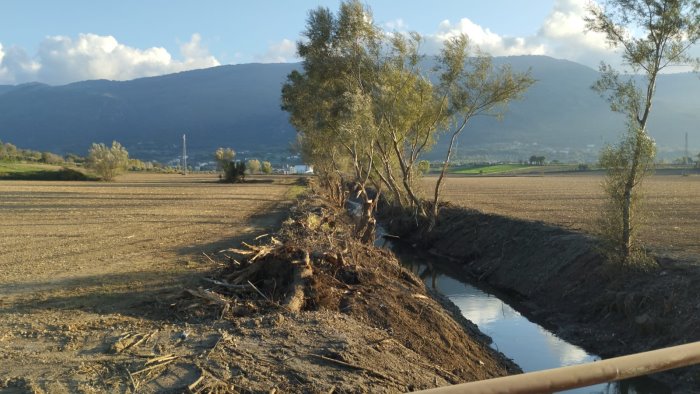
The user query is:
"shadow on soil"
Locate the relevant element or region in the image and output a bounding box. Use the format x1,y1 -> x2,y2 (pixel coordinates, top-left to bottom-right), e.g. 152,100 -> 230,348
1,200 -> 294,324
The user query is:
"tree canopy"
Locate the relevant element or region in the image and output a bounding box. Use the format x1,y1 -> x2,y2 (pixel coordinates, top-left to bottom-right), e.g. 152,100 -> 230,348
282,0 -> 533,238
87,141 -> 129,181
587,0 -> 700,264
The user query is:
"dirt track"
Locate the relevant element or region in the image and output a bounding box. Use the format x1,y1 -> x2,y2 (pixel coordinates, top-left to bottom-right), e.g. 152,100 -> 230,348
0,173 -> 295,392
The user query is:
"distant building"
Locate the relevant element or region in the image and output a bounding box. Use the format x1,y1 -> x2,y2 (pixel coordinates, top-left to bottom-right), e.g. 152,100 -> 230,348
286,165 -> 314,174
195,162 -> 217,171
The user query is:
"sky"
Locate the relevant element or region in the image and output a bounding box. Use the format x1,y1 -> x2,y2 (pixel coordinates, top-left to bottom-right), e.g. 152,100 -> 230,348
0,0 -> 682,85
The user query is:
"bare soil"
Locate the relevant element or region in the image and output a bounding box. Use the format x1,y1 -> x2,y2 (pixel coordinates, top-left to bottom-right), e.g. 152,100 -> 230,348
422,174 -> 700,263
0,173 -> 295,392
0,174 -> 517,393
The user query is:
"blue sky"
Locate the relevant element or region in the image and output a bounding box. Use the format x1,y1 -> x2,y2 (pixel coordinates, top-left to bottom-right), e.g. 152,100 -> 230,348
0,0 -> 626,85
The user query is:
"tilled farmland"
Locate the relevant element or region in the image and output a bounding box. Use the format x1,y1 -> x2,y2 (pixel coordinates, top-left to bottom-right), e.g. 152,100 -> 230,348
424,174 -> 700,263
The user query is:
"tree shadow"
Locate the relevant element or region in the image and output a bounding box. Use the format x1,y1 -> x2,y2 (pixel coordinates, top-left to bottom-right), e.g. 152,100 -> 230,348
0,270 -> 205,322
1,201 -> 293,324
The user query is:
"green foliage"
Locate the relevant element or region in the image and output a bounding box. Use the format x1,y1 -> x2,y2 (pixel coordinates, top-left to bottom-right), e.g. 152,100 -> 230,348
586,0 -> 700,264
87,141 -> 129,181
40,152 -> 63,165
246,159 -> 261,174
529,155 -> 546,165
214,147 -> 236,170
417,160 -> 431,175
0,164 -> 95,181
452,164 -> 534,175
64,153 -> 86,165
282,0 -> 533,234
261,161 -> 273,174
0,141 -> 18,161
222,161 -> 246,183
598,125 -> 656,264
0,140 -> 74,165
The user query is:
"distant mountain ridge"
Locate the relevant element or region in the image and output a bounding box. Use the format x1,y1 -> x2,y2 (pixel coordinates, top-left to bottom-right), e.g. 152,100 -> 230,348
0,56 -> 698,161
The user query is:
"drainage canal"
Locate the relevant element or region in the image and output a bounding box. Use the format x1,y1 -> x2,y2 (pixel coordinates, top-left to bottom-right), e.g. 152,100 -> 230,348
396,250 -> 671,394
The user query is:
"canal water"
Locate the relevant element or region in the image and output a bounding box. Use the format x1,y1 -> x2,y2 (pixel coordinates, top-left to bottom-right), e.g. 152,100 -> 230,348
398,253 -> 671,393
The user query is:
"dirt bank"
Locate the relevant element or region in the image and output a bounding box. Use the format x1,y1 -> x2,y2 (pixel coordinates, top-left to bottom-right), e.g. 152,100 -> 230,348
167,194 -> 519,392
403,205 -> 700,390
0,182 -> 519,393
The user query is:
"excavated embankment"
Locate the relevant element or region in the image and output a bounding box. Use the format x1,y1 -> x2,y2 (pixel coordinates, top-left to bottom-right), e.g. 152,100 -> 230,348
166,195 -> 521,393
394,205 -> 700,390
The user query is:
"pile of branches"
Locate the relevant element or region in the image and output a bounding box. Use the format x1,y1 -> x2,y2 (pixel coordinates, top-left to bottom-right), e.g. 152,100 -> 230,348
175,193 -> 377,320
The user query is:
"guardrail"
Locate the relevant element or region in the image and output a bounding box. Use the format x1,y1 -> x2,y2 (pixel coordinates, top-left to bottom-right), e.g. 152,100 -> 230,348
412,341 -> 700,394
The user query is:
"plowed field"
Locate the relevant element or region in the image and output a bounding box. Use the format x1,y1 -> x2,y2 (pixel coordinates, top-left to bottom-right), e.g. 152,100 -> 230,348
0,173 -> 295,391
423,174 -> 700,263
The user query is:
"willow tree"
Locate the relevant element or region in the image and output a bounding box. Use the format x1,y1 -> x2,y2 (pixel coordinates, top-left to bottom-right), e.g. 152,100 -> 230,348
283,0 -> 533,239
282,0 -> 384,242
87,141 -> 129,181
586,0 -> 700,264
372,32 -> 445,215
430,35 -> 534,228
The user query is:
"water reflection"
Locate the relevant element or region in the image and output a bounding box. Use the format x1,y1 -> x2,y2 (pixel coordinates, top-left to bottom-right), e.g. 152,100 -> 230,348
401,257 -> 670,394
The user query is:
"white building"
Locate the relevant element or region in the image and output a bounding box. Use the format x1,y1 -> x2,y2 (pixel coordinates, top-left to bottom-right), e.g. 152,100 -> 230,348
287,165 -> 314,174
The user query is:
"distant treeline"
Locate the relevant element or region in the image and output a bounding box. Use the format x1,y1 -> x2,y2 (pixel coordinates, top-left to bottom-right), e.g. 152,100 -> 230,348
0,140 -> 82,165
0,140 -> 170,171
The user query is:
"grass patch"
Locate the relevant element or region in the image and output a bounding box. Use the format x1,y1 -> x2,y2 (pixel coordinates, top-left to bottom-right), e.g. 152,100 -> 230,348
285,184 -> 308,200
0,163 -> 96,181
452,164 -> 536,175
0,162 -> 60,174
451,163 -> 583,175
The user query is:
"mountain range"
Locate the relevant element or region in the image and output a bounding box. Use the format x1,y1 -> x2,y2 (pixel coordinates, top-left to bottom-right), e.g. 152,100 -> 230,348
0,56 -> 698,162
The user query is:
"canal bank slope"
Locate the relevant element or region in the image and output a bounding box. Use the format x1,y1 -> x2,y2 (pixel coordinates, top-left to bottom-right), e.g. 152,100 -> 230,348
185,195 -> 522,392
408,205 -> 700,390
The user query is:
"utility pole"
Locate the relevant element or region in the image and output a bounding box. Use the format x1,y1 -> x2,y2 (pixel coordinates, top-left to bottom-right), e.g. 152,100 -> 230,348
685,132 -> 689,166
182,134 -> 187,175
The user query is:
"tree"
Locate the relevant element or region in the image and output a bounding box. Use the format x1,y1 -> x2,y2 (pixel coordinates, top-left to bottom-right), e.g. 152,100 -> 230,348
40,152 -> 63,164
223,161 -> 246,183
529,155 -> 546,165
430,35 -> 534,228
417,160 -> 431,175
281,0 -> 384,242
214,147 -> 235,171
261,161 -> 273,174
64,153 -> 85,164
586,0 -> 700,264
87,141 -> 129,181
282,0 -> 531,240
246,159 -> 261,174
0,141 -> 13,161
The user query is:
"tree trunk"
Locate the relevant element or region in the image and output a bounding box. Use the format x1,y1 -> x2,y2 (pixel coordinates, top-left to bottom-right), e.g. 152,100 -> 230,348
431,122 -> 465,230
357,192 -> 379,244
622,186 -> 632,261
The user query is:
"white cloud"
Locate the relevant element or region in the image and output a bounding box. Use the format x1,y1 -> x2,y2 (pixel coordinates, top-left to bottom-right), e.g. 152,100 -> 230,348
384,18 -> 408,32
420,0 -> 618,68
0,43 -> 40,84
537,0 -> 613,63
430,18 -> 546,57
0,33 -> 220,85
254,39 -> 298,63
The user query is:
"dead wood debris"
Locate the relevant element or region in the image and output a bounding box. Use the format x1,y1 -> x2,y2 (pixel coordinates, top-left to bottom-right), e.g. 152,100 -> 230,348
111,331 -> 157,354
160,194 -> 513,391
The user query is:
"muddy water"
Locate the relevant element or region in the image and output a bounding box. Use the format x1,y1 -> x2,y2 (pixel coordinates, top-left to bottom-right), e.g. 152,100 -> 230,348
399,256 -> 671,394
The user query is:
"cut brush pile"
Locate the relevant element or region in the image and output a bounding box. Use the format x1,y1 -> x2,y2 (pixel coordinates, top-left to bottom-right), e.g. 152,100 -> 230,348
171,192 -> 520,392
